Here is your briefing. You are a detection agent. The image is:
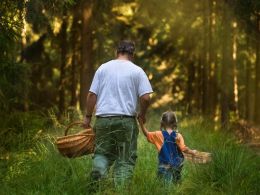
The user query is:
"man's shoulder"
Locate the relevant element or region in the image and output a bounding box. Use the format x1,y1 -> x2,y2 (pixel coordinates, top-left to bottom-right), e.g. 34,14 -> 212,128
131,62 -> 143,71
127,63 -> 144,74
94,60 -> 113,73
100,59 -> 143,72
99,60 -> 114,68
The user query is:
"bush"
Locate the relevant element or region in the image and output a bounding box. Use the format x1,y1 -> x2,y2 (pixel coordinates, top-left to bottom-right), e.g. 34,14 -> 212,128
0,62 -> 30,112
0,112 -> 47,152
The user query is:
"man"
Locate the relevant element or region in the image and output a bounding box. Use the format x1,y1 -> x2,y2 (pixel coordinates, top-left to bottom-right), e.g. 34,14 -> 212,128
83,40 -> 153,187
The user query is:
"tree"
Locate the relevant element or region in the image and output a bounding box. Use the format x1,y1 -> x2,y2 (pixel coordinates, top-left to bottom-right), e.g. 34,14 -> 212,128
69,6 -> 81,107
80,0 -> 94,111
207,0 -> 218,117
58,9 -> 68,114
255,14 -> 260,123
201,0 -> 210,115
220,0 -> 233,128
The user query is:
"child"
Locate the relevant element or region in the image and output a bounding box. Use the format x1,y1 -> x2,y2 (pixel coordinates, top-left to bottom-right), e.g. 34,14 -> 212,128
138,111 -> 196,183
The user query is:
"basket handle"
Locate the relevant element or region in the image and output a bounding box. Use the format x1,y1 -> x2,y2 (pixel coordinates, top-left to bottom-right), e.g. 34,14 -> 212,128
64,121 -> 90,136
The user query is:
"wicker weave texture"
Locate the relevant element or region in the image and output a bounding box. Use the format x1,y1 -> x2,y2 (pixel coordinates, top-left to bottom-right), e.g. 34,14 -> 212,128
184,151 -> 212,164
56,122 -> 95,158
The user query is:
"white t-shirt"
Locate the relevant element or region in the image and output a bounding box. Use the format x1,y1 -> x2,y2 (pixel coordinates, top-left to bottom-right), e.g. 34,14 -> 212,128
89,59 -> 153,116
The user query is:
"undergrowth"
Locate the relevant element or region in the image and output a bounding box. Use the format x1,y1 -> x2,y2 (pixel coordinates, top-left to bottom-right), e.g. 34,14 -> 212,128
0,111 -> 259,194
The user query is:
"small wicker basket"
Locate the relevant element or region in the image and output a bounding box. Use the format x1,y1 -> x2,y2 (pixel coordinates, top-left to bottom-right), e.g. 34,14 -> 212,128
56,122 -> 95,158
184,151 -> 212,164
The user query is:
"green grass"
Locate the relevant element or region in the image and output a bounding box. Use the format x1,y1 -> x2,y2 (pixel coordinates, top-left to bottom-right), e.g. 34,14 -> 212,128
1,112 -> 259,194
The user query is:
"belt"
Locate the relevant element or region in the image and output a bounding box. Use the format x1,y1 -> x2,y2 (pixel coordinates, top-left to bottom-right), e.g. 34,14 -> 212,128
96,115 -> 136,119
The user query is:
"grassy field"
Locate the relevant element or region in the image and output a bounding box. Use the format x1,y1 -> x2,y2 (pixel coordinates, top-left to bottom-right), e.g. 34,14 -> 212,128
1,111 -> 259,194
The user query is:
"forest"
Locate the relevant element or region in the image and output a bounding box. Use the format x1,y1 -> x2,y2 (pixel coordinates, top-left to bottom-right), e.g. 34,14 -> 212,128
1,0 -> 260,194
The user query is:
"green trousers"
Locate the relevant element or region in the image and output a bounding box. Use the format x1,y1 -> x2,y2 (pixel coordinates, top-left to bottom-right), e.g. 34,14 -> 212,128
92,117 -> 139,187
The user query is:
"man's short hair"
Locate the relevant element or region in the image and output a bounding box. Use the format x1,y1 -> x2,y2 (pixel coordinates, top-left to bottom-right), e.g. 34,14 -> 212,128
116,40 -> 135,56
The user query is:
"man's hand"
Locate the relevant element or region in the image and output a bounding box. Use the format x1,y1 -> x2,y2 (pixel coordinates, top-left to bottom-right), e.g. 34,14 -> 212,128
137,114 -> 149,137
137,113 -> 146,124
137,116 -> 144,126
82,92 -> 97,129
82,116 -> 92,128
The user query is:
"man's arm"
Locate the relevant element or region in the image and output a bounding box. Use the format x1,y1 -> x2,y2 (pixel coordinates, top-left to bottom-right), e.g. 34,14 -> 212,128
137,117 -> 149,137
83,92 -> 97,128
138,93 -> 151,124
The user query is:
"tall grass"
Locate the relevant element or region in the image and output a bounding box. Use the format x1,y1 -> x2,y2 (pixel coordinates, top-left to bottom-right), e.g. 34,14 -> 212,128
1,112 -> 259,194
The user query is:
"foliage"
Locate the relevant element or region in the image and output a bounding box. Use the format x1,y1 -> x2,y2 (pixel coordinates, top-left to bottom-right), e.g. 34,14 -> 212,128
0,0 -> 23,56
231,0 -> 260,34
1,0 -> 260,125
0,112 -> 47,153
0,0 -> 30,111
0,62 -> 30,111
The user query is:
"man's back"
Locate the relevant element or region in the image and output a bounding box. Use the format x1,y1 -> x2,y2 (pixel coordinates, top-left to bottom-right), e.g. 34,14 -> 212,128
90,59 -> 152,116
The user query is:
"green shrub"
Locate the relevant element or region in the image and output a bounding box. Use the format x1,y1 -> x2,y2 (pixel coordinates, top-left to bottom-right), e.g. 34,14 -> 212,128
0,61 -> 30,112
0,112 -> 47,152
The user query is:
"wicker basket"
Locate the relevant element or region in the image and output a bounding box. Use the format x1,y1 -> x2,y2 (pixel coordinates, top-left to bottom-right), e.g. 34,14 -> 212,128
184,151 -> 212,164
56,122 -> 95,158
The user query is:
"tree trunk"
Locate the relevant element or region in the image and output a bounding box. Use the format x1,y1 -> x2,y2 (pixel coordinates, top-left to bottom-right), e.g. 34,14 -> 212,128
201,0 -> 209,115
195,57 -> 203,113
58,11 -> 67,114
70,38 -> 77,107
232,21 -> 239,118
186,58 -> 196,115
220,1 -> 233,128
255,14 -> 260,124
245,37 -> 255,122
80,0 -> 95,111
70,10 -> 80,107
207,0 -> 218,118
21,1 -> 29,111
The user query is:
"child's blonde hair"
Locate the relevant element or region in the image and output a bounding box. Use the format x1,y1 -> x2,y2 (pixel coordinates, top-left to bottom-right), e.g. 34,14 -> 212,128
160,111 -> 178,130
